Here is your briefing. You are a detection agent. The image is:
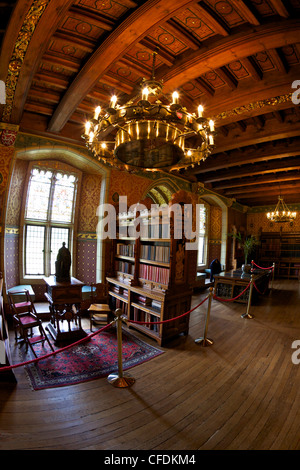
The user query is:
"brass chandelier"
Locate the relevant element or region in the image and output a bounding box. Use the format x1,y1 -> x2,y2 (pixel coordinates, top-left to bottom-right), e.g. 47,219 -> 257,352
82,50 -> 215,172
266,195 -> 297,223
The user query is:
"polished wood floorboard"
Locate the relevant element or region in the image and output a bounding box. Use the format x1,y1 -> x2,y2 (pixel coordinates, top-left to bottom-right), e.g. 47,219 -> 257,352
0,279 -> 299,450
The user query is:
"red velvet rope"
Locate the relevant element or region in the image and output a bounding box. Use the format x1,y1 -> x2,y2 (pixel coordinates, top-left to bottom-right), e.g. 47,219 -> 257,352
251,260 -> 274,270
0,297 -> 210,372
128,295 -> 209,325
213,281 -> 251,302
253,281 -> 269,295
0,321 -> 113,372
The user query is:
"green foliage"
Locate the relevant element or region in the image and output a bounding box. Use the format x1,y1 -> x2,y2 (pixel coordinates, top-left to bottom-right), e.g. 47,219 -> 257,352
229,231 -> 259,265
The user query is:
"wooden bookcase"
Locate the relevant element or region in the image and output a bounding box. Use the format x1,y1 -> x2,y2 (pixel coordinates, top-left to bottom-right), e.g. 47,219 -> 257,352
106,192 -> 195,345
259,231 -> 300,279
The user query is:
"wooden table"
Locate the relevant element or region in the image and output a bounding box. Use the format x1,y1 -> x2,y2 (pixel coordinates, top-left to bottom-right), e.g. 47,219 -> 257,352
44,276 -> 87,345
214,268 -> 271,304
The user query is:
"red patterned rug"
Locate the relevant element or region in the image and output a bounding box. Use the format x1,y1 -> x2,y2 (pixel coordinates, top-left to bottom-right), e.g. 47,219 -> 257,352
24,326 -> 164,390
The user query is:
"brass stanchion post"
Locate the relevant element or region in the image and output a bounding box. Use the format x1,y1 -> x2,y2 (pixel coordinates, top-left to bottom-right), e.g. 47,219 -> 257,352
107,308 -> 135,388
195,287 -> 214,346
241,274 -> 254,319
271,262 -> 275,290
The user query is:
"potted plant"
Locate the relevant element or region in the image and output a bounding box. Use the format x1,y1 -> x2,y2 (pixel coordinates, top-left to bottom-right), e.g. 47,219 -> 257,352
229,232 -> 259,273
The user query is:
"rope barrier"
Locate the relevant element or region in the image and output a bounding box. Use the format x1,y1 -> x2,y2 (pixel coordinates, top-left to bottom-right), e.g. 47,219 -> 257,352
253,280 -> 269,295
0,320 -> 114,372
127,295 -> 209,325
0,261 -> 275,379
213,282 -> 251,302
251,260 -> 274,270
0,296 -> 210,374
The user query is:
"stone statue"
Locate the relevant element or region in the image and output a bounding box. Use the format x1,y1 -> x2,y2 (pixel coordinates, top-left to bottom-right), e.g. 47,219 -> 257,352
55,242 -> 71,282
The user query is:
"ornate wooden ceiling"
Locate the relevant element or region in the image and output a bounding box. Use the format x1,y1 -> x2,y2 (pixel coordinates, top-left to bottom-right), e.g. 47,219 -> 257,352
1,0 -> 300,207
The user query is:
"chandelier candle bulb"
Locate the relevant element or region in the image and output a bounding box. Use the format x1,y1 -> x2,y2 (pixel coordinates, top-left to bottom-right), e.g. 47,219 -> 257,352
172,91 -> 179,104
85,121 -> 91,135
209,120 -> 215,132
110,95 -> 117,108
94,106 -> 101,119
198,105 -> 203,117
209,134 -> 214,145
142,87 -> 149,101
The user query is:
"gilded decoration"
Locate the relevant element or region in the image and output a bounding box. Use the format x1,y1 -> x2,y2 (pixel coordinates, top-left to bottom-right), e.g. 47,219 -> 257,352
0,123 -> 19,147
0,146 -> 14,195
2,0 -> 50,122
214,93 -> 292,121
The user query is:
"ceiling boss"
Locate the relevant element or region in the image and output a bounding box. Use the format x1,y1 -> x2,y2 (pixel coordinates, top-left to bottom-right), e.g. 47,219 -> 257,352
82,50 -> 216,173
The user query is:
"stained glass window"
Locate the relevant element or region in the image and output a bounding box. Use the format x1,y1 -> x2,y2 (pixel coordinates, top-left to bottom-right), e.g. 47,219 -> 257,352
24,166 -> 77,277
51,173 -> 75,223
26,169 -> 52,220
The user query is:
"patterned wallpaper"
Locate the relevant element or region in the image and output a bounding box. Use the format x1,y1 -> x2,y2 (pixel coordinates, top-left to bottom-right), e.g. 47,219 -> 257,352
208,205 -> 222,264
108,168 -> 153,208
76,172 -> 102,284
247,210 -> 300,236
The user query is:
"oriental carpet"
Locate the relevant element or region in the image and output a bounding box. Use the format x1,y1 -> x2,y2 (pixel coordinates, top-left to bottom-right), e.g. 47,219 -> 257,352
24,326 -> 164,390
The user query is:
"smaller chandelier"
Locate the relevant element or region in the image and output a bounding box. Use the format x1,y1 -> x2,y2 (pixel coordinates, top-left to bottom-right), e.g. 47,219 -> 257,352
82,50 -> 215,172
267,195 -> 297,223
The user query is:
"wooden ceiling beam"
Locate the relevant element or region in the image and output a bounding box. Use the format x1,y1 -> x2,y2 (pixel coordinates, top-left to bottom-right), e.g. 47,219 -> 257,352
139,38 -> 175,67
165,19 -> 200,50
210,119 -> 300,154
233,0 -> 261,25
48,0 -> 197,132
192,144 -> 300,174
268,0 -> 290,18
192,3 -> 229,37
241,57 -> 263,81
66,6 -> 114,31
213,171 -> 300,190
160,20 -> 300,93
41,53 -> 80,73
201,159 -> 300,183
223,181 -> 300,195
195,77 -> 215,97
33,72 -> 69,90
53,31 -> 95,54
8,0 -> 74,124
216,66 -> 238,90
268,48 -> 289,74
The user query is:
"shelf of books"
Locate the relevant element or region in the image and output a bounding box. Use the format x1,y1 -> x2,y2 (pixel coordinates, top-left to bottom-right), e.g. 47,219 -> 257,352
106,191 -> 195,345
259,231 -> 300,279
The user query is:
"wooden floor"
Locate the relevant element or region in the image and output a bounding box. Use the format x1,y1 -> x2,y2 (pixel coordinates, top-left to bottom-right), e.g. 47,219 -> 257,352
0,279 -> 299,451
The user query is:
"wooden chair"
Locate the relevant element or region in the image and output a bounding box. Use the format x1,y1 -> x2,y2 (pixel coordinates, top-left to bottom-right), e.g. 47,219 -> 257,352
87,283 -> 111,331
8,289 -> 54,357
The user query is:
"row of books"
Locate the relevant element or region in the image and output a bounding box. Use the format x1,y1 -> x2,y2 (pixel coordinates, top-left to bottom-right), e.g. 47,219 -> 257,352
139,263 -> 169,285
115,260 -> 134,274
110,297 -> 128,318
139,223 -> 170,239
140,244 -> 170,263
133,308 -> 159,332
116,243 -> 134,257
